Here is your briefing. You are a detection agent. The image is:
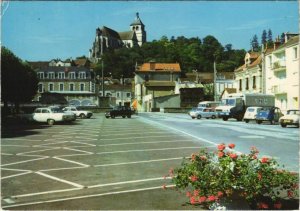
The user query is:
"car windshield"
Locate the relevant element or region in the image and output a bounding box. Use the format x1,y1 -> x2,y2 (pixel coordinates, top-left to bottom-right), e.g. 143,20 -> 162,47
191,107 -> 198,111
50,107 -> 63,113
247,108 -> 255,112
287,110 -> 300,115
221,99 -> 236,106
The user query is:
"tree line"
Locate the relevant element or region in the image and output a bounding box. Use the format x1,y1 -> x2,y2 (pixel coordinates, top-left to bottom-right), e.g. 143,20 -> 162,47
250,29 -> 285,52
1,47 -> 39,114
94,35 -> 246,79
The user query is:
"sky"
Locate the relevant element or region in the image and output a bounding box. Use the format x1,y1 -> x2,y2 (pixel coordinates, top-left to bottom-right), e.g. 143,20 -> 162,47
1,1 -> 299,61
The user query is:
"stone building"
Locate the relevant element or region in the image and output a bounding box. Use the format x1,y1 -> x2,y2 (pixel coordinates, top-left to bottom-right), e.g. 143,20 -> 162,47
89,13 -> 146,62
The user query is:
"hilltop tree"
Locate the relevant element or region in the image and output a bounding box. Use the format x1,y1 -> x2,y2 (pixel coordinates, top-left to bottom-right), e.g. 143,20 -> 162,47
1,46 -> 38,114
250,34 -> 259,52
280,32 -> 285,44
261,29 -> 267,45
267,29 -> 273,45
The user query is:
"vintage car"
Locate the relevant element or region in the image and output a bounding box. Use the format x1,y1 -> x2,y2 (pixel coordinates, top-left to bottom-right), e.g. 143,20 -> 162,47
279,110 -> 300,128
105,106 -> 132,119
33,107 -> 76,125
188,107 -> 217,119
63,106 -> 93,119
255,107 -> 283,125
243,106 -> 262,123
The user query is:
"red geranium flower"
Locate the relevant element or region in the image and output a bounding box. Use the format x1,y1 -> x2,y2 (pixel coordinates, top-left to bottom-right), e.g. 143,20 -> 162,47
261,157 -> 269,163
200,155 -> 207,160
186,191 -> 192,197
217,144 -> 226,151
258,202 -> 269,209
162,184 -> 167,190
190,196 -> 197,204
274,202 -> 282,209
207,195 -> 216,202
228,143 -> 235,149
287,190 -> 294,198
218,151 -> 224,158
258,172 -> 262,180
190,175 -> 198,182
217,191 -> 223,197
198,196 -> 206,203
229,153 -> 238,159
193,189 -> 200,196
191,153 -> 197,162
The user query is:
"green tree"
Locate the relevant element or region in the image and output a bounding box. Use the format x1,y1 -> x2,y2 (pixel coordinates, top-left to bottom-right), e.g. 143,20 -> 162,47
261,29 -> 267,45
250,35 -> 259,52
1,46 -> 38,114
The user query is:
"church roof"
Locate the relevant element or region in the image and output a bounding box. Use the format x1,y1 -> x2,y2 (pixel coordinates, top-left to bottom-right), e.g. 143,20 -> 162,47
130,12 -> 144,26
119,31 -> 135,40
101,26 -> 121,39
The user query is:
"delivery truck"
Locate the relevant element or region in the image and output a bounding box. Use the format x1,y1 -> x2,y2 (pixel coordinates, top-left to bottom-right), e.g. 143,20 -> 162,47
215,93 -> 275,121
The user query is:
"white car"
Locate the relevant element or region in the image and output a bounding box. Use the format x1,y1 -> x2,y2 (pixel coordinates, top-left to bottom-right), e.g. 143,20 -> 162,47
63,106 -> 93,119
189,107 -> 217,119
243,106 -> 262,123
33,107 -> 76,125
279,110 -> 300,128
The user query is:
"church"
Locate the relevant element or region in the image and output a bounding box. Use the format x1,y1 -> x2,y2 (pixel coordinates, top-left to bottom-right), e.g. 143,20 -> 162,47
89,13 -> 146,62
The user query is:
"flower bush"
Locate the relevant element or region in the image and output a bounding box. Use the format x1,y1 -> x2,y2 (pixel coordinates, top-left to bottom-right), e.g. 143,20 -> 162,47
168,143 -> 299,209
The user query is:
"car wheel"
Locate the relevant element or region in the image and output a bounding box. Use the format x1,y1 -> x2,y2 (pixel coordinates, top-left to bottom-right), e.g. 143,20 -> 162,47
80,113 -> 86,119
191,117 -> 195,119
47,119 -> 55,125
223,117 -> 228,121
127,115 -> 131,118
244,119 -> 249,123
111,115 -> 115,119
122,116 -> 126,118
281,123 -> 287,128
211,115 -> 216,119
197,115 -> 202,119
105,116 -> 109,119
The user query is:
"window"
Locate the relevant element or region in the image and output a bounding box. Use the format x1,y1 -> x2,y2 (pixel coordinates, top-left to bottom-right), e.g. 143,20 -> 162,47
48,72 -> 55,79
117,92 -> 120,98
49,83 -> 54,91
268,56 -> 272,67
69,72 -> 76,79
246,78 -> 249,90
69,83 -> 75,91
59,83 -> 64,91
42,109 -> 50,113
37,72 -> 44,79
80,83 -> 85,91
38,84 -> 43,93
294,47 -> 298,59
253,76 -> 256,89
79,72 -> 86,79
239,79 -> 242,91
58,72 -> 65,79
126,92 -> 131,98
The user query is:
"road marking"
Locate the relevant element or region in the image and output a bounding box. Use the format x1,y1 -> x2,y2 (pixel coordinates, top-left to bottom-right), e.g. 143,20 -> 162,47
3,198 -> 15,204
1,171 -> 33,180
100,134 -> 188,141
53,157 -> 89,167
95,140 -> 194,147
35,172 -> 84,188
239,135 -> 265,139
0,157 -> 48,167
96,146 -> 201,155
2,185 -> 175,209
93,157 -> 191,167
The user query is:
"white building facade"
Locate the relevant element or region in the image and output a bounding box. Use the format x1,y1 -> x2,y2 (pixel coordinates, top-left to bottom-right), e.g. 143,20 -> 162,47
265,35 -> 299,112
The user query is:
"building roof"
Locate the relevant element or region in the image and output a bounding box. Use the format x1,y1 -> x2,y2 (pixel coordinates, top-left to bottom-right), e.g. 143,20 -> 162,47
274,35 -> 299,51
235,54 -> 262,72
37,66 -> 91,73
144,81 -> 176,87
101,26 -> 121,39
74,58 -> 90,67
28,61 -> 49,70
119,31 -> 135,40
138,63 -> 181,72
130,13 -> 145,26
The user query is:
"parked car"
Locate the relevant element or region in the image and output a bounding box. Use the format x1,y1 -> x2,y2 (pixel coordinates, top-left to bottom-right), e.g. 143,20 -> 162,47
243,106 -> 262,123
189,107 -> 217,119
105,106 -> 132,119
279,110 -> 300,128
255,107 -> 283,124
63,106 -> 93,119
32,107 -> 76,125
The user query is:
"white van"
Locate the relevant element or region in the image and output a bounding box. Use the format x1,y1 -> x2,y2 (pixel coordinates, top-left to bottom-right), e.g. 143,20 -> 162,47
243,106 -> 262,123
198,101 -> 220,109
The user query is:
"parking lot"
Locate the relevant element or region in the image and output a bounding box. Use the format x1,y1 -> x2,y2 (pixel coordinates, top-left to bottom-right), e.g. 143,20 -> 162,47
1,114 -> 211,210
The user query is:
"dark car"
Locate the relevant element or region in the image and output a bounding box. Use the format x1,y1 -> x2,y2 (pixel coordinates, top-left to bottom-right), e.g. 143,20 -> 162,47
255,107 -> 283,124
105,106 -> 132,119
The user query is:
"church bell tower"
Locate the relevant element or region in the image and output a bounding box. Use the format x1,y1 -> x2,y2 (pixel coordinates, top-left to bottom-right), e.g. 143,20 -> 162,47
130,12 -> 146,46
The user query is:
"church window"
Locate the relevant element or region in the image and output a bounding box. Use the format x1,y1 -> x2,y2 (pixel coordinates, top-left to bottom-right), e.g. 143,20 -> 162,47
136,26 -> 139,30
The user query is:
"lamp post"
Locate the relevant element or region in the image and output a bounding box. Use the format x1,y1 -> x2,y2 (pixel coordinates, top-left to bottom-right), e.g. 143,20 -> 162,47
213,61 -> 217,101
101,37 -> 104,98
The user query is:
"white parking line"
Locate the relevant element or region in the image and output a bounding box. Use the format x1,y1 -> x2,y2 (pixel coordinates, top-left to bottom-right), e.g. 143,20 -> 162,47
95,139 -> 194,147
35,172 -> 84,188
53,157 -> 89,167
2,185 -> 175,209
100,134 -> 188,141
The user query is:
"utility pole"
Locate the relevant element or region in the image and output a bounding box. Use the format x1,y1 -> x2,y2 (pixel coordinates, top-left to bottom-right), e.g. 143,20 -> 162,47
214,61 -> 217,101
101,37 -> 104,98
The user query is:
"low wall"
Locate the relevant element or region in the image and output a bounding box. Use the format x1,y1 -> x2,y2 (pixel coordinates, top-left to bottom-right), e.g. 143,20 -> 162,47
162,107 -> 192,113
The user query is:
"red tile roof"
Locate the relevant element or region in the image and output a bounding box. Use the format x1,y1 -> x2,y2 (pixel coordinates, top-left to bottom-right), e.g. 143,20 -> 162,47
138,63 -> 181,72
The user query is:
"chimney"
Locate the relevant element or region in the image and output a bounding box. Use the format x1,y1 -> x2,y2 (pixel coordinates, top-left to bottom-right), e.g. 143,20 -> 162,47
149,60 -> 155,71
273,37 -> 281,50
